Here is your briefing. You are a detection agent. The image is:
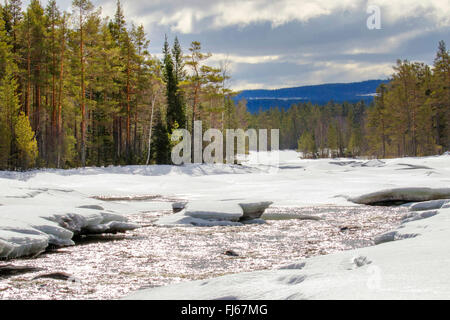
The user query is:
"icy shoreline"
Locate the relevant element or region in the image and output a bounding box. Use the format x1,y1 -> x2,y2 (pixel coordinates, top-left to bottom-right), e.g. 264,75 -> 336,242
126,201 -> 450,300
1,151 -> 449,298
0,204 -> 139,259
0,205 -> 407,300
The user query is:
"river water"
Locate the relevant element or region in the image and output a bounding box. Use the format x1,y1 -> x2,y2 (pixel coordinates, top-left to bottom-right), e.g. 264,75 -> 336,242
0,205 -> 407,300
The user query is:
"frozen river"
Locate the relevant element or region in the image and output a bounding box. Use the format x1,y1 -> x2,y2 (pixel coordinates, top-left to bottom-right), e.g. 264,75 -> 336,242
0,205 -> 406,300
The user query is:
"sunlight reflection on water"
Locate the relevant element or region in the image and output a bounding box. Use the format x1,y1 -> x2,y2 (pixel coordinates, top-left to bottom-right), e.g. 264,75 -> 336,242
0,205 -> 407,300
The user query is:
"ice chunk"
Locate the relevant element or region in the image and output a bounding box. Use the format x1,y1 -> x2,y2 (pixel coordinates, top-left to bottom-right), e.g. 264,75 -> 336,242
239,202 -> 273,221
172,202 -> 187,213
362,159 -> 386,167
0,230 -> 48,259
0,213 -> 74,247
77,205 -> 105,211
409,200 -> 448,211
84,221 -> 140,234
374,231 -> 419,245
402,211 -> 438,224
0,205 -> 138,259
184,202 -> 243,221
350,188 -> 450,206
155,212 -> 243,227
156,201 -> 272,227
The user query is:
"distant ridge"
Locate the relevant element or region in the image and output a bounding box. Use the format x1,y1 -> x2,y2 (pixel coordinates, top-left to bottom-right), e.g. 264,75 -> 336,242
234,80 -> 389,113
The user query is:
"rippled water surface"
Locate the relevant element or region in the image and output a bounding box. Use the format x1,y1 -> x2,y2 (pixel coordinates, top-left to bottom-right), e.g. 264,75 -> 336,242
0,205 -> 407,300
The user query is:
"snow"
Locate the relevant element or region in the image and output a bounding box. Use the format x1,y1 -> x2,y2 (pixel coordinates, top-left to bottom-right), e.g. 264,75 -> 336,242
155,201 -> 273,227
2,151 -> 449,209
1,151 -> 450,297
0,191 -> 140,259
126,206 -> 450,300
349,188 -> 450,205
408,199 -> 449,211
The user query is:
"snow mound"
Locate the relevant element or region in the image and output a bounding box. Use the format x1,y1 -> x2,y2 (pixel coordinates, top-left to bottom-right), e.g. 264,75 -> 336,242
156,201 -> 273,227
362,159 -> 386,167
0,206 -> 139,259
373,231 -> 419,245
328,160 -> 385,168
239,202 -> 274,221
172,202 -> 188,213
401,210 -> 438,224
0,163 -> 260,182
349,188 -> 450,206
409,200 -> 449,212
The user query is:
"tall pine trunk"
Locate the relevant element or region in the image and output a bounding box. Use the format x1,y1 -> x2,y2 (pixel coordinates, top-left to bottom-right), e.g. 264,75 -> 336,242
80,12 -> 86,167
146,96 -> 156,165
57,19 -> 66,168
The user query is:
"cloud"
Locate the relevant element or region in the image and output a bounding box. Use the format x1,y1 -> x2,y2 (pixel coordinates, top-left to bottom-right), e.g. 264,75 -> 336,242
105,0 -> 449,34
208,53 -> 281,71
24,0 -> 450,90
100,0 -> 450,89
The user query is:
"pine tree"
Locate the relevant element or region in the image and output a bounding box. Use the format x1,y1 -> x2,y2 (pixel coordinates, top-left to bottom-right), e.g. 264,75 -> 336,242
172,36 -> 186,129
327,123 -> 338,157
0,16 -> 16,169
72,0 -> 94,166
0,9 -> 13,75
3,0 -> 23,59
44,0 -> 61,165
367,84 -> 388,157
185,41 -> 211,130
432,40 -> 450,151
15,111 -> 38,169
298,132 -> 316,159
131,23 -> 150,158
151,107 -> 170,164
163,36 -> 183,132
26,0 -> 45,143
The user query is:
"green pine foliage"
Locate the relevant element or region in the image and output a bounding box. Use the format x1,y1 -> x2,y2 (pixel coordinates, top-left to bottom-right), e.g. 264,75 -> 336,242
0,0 -> 448,169
297,132 -> 316,158
15,111 -> 38,169
151,108 -> 170,165
163,36 -> 186,133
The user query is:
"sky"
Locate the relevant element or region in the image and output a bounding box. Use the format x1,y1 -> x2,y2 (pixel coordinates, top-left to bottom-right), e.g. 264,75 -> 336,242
23,0 -> 450,90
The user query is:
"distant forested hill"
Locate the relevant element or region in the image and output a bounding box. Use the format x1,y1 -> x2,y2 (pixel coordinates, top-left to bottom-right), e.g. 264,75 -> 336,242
234,80 -> 389,113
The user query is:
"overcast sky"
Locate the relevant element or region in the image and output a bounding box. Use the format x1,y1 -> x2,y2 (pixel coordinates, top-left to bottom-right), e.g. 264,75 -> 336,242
25,0 -> 450,90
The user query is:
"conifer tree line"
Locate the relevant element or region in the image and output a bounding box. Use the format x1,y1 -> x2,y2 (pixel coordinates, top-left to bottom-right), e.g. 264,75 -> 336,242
0,0 -> 236,170
248,41 -> 449,159
0,1 -> 448,170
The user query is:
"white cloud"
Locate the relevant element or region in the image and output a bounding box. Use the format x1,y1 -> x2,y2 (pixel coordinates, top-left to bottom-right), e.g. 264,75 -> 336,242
209,53 -> 281,67
299,61 -> 394,86
27,0 -> 449,90
372,0 -> 450,26
229,81 -> 268,91
113,0 -> 450,34
342,28 -> 434,55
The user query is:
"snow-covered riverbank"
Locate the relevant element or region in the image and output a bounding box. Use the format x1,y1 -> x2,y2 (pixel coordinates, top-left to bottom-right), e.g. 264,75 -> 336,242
0,205 -> 407,300
1,151 -> 449,299
127,202 -> 450,300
